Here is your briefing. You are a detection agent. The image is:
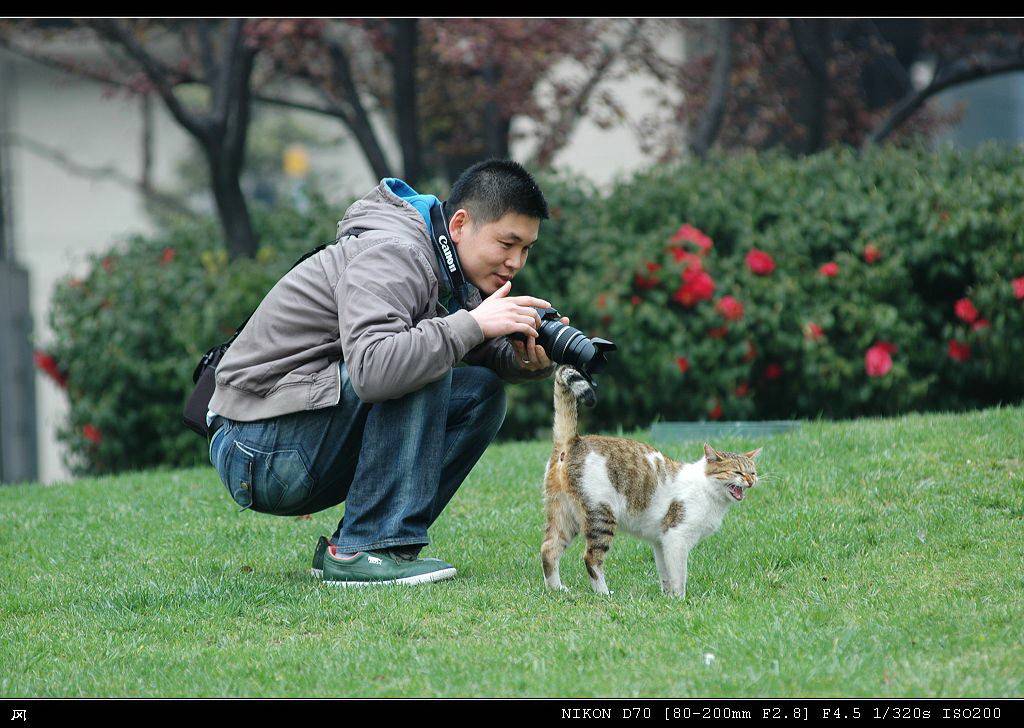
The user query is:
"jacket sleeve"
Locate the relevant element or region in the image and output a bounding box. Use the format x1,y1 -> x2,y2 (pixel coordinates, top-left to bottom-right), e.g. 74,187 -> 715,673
337,242 -> 484,403
462,335 -> 556,383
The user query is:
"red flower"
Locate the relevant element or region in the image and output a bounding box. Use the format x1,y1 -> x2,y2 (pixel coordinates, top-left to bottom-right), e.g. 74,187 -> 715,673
630,295 -> 641,306
101,256 -> 115,272
33,350 -> 67,388
953,298 -> 978,324
707,326 -> 729,339
764,363 -> 783,380
676,356 -> 690,374
1012,276 -> 1024,300
865,341 -> 896,377
804,322 -> 824,341
672,269 -> 716,307
82,424 -> 102,444
669,248 -> 704,272
715,295 -> 744,321
669,223 -> 713,254
948,340 -> 971,362
160,247 -> 176,265
745,249 -> 776,276
708,400 -> 723,420
863,243 -> 882,264
972,318 -> 990,331
819,262 -> 839,277
633,273 -> 659,290
597,294 -> 607,310
735,381 -> 750,397
645,261 -> 662,273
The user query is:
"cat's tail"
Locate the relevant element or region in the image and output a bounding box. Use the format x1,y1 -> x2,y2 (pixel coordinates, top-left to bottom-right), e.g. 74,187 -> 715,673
553,366 -> 594,449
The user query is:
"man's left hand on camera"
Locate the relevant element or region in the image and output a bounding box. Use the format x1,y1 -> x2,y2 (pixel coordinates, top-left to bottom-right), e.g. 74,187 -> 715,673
510,315 -> 569,372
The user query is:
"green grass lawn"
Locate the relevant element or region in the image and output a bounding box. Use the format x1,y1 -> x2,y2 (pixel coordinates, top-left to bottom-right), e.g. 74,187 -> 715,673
1,406 -> 1022,697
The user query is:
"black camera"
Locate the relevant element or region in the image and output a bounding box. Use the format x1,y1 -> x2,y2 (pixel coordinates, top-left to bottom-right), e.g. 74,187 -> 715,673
511,307 -> 616,384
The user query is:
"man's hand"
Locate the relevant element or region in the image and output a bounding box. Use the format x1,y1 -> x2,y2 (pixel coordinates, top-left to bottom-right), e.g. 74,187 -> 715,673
469,281 -> 551,340
510,314 -> 570,372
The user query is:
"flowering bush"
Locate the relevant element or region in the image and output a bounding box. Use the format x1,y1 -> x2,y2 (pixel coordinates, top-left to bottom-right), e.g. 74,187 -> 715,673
504,145 -> 1024,437
45,146 -> 1024,473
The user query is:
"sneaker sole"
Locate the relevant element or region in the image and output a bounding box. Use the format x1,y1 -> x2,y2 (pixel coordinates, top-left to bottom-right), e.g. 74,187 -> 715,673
323,567 -> 457,588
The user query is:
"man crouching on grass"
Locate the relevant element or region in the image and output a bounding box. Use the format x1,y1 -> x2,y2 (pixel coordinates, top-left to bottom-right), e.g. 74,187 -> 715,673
206,160 -> 566,586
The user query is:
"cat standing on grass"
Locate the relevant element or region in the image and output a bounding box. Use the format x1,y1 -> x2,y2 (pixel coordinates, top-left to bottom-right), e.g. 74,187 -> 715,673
542,366 -> 762,598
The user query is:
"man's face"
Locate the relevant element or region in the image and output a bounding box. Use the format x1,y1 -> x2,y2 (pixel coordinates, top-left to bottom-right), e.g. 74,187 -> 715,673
449,209 -> 540,296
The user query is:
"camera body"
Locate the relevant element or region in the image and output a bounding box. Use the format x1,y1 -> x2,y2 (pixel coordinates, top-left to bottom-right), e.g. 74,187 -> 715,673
511,307 -> 616,384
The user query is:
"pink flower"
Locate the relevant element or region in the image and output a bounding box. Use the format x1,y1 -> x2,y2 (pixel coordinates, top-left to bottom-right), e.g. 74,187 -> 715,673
715,295 -> 744,321
708,400 -> 723,420
819,262 -> 839,277
669,223 -> 713,254
865,341 -> 896,377
745,249 -> 776,276
972,318 -> 990,331
645,261 -> 662,273
948,340 -> 971,362
630,295 -> 641,306
863,243 -> 882,264
954,298 -> 979,324
676,356 -> 690,374
1013,276 -> 1024,300
83,424 -> 102,444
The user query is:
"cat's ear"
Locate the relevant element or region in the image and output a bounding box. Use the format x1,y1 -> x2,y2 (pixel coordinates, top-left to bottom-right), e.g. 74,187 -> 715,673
703,442 -> 720,462
745,447 -> 762,460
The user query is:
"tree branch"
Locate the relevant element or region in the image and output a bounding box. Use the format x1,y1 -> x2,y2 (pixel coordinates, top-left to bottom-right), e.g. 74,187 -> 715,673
528,20 -> 643,169
88,19 -> 210,141
867,53 -> 1024,145
689,19 -> 734,159
7,132 -> 198,219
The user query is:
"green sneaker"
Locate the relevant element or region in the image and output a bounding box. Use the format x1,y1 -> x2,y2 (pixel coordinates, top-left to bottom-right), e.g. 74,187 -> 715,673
322,546 -> 456,587
310,535 -> 330,579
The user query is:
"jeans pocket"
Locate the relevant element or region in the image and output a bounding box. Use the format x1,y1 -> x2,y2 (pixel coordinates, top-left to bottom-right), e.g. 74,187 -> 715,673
233,440 -> 315,515
222,440 -> 256,511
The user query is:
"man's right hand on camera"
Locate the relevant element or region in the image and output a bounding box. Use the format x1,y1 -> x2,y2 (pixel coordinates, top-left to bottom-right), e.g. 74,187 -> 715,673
468,281 -> 551,340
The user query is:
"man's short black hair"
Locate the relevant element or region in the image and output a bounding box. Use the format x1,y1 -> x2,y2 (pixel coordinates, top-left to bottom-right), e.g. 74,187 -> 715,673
448,159 -> 549,224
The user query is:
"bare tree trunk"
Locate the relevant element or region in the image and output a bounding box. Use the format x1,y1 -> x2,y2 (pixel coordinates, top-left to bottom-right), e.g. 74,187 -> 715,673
689,19 -> 734,158
207,144 -> 257,259
790,19 -> 832,155
482,63 -> 510,159
391,19 -> 422,185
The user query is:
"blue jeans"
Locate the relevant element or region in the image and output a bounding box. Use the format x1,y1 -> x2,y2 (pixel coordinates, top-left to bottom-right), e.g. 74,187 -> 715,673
208,362 -> 507,553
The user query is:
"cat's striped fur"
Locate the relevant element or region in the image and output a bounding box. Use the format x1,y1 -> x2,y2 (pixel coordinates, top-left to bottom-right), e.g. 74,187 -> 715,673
542,366 -> 761,598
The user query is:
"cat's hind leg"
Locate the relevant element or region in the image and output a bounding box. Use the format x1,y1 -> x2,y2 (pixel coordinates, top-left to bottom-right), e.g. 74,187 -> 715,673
583,503 -> 617,595
541,494 -> 578,590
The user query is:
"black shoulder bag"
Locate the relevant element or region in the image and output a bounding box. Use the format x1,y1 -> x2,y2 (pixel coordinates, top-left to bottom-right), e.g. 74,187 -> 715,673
181,242 -> 332,438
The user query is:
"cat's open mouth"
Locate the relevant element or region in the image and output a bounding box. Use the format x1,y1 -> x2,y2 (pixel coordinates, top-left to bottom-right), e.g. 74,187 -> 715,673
727,484 -> 746,501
